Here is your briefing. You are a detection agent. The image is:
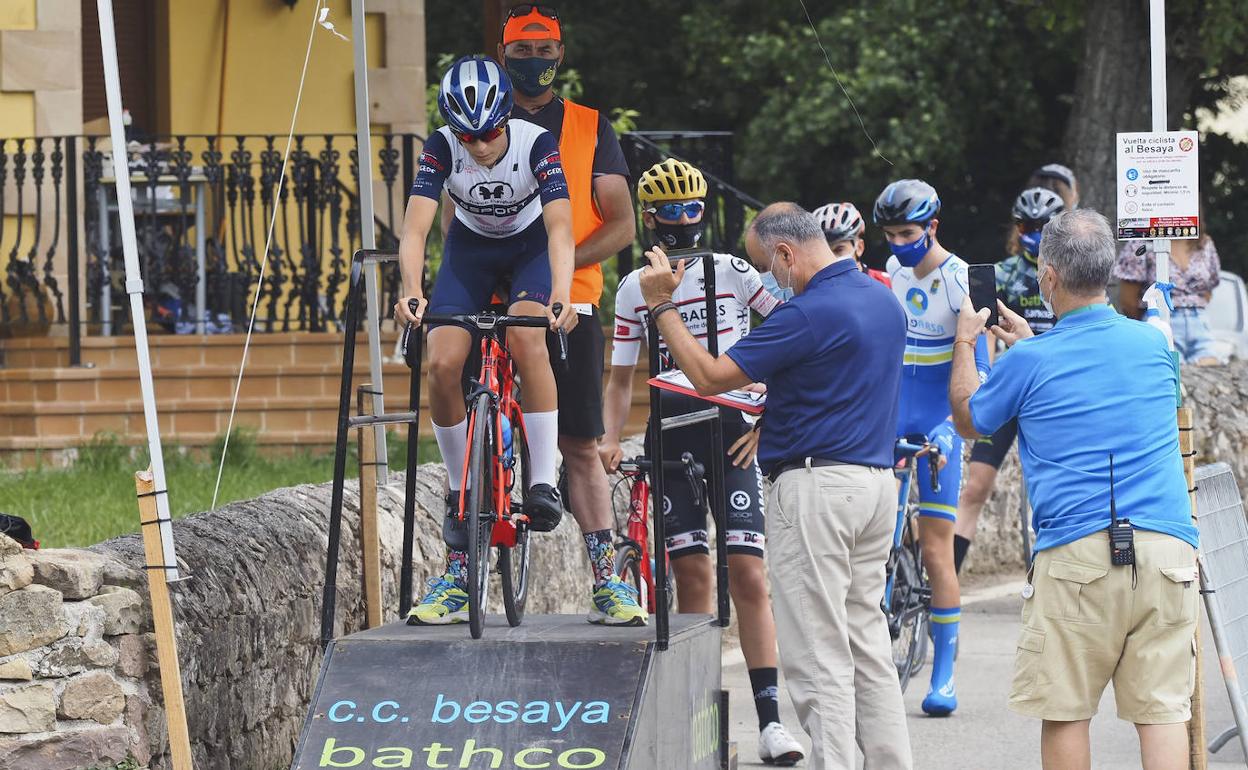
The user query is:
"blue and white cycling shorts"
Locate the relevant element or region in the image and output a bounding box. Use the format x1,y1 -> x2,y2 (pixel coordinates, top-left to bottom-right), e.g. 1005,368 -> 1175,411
898,374 -> 963,522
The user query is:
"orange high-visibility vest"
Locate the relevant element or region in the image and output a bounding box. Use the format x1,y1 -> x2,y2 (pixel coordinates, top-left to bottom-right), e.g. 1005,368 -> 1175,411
559,100 -> 606,305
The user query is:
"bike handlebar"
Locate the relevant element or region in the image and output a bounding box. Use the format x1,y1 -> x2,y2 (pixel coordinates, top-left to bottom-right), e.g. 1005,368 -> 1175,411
400,300 -> 569,367
620,452 -> 706,510
895,438 -> 943,495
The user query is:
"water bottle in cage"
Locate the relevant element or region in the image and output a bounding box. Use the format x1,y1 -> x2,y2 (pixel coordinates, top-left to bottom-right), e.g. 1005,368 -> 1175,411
501,413 -> 514,465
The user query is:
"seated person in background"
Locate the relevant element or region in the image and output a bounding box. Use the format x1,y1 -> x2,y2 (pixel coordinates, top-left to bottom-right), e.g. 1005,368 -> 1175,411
599,159 -> 805,766
1115,230 -> 1222,365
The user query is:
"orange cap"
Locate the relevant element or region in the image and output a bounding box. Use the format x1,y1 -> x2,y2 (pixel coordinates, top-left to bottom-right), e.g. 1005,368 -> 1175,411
502,8 -> 562,44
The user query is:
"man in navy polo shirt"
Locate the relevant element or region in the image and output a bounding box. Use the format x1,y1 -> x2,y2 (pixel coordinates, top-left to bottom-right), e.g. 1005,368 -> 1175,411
950,209 -> 1199,769
637,202 -> 911,769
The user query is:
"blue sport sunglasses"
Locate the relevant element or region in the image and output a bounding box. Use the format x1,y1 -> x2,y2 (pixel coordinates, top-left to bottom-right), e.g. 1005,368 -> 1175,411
649,201 -> 705,221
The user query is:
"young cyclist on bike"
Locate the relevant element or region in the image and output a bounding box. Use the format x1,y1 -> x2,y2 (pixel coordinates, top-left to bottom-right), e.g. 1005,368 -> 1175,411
599,159 -> 805,765
953,187 -> 1064,572
393,56 -> 576,625
812,201 -> 891,287
875,178 -> 988,716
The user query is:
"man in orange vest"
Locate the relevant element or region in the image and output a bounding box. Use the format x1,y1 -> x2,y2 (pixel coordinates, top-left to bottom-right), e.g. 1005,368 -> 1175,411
499,5 -> 646,625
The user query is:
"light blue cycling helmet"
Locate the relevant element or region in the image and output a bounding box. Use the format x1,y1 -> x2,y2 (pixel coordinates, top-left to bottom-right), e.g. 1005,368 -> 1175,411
437,55 -> 513,138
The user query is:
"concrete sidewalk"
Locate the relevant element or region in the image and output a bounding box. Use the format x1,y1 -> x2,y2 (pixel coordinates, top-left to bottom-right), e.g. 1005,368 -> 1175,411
722,578 -> 1246,769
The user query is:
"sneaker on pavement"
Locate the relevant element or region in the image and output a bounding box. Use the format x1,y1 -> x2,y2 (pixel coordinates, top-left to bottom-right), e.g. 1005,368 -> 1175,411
587,576 -> 648,626
523,483 -> 564,532
759,722 -> 804,766
442,490 -> 469,551
406,575 -> 468,626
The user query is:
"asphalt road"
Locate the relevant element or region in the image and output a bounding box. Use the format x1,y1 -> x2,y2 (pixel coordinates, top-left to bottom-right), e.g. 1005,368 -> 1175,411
723,578 -> 1246,769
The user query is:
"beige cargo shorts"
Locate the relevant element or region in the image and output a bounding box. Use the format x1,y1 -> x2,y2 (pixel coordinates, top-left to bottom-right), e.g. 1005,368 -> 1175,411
1009,529 -> 1199,723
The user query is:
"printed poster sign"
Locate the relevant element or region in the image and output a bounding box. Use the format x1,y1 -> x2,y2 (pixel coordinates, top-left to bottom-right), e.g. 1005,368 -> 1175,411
1116,130 -> 1200,240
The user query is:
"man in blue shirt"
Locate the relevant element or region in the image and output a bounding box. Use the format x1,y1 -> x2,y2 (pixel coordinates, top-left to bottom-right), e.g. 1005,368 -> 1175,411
637,203 -> 911,769
950,209 -> 1198,770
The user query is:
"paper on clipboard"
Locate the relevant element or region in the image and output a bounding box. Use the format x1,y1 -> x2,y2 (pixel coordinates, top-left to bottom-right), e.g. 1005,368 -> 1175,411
648,370 -> 766,415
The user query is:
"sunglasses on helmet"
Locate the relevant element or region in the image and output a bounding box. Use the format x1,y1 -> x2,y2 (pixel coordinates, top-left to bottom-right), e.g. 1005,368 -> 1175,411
648,201 -> 705,221
451,121 -> 508,146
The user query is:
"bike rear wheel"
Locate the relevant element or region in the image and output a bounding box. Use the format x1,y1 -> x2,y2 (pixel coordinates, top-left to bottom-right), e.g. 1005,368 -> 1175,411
466,395 -> 495,640
614,541 -> 645,608
500,409 -> 531,627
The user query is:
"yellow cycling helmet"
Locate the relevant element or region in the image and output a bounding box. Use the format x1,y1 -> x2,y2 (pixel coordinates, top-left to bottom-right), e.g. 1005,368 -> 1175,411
637,158 -> 708,206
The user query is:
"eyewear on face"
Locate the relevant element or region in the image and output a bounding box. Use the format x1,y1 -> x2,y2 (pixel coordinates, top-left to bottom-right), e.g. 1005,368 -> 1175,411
452,123 -> 507,145
649,201 -> 706,221
508,4 -> 559,21
1017,218 -> 1048,233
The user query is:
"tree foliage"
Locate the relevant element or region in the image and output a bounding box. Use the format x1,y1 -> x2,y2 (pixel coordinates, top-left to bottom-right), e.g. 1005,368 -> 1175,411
426,1 -> 1248,272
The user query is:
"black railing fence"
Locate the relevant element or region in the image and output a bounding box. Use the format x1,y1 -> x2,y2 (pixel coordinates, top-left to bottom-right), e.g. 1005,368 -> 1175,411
0,130 -> 759,363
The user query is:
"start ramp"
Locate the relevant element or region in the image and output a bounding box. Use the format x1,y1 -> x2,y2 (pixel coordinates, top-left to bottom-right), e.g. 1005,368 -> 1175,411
291,614 -> 724,770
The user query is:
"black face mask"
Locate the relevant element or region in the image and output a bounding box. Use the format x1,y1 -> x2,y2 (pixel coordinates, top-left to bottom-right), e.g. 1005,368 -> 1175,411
505,56 -> 559,97
654,221 -> 705,250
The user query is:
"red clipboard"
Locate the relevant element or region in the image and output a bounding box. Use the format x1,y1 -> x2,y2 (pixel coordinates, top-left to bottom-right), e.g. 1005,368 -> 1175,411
647,370 -> 766,415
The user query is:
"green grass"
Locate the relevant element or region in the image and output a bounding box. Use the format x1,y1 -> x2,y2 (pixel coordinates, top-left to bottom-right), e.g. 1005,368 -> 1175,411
3,430 -> 440,549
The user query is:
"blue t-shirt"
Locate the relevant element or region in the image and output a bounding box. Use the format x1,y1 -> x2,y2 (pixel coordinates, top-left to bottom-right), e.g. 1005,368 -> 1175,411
969,304 -> 1198,552
726,259 -> 906,473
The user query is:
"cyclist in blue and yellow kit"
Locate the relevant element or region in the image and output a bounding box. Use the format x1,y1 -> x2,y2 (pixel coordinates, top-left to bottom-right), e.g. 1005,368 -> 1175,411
875,179 -> 988,716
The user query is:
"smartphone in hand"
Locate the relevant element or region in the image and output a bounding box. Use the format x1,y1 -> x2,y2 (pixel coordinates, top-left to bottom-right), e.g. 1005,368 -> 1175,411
967,263 -> 999,328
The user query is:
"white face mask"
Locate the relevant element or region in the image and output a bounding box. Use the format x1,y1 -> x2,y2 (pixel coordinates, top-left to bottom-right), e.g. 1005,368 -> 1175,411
1038,264 -> 1055,316
765,249 -> 795,301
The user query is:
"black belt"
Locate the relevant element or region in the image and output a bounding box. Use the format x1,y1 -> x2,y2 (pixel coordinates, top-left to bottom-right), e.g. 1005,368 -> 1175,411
768,457 -> 847,482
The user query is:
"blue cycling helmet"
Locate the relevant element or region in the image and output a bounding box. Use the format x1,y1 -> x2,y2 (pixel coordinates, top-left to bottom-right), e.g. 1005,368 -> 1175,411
872,179 -> 941,226
437,55 -> 513,138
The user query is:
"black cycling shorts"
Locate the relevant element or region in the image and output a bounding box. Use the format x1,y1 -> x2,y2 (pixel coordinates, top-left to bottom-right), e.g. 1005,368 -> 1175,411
548,306 -> 605,439
644,392 -> 766,559
969,417 -> 1018,469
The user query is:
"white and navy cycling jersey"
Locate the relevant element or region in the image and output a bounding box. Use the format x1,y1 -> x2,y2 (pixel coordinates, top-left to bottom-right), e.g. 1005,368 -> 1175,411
612,254 -> 779,368
888,253 -> 972,379
410,119 -> 568,238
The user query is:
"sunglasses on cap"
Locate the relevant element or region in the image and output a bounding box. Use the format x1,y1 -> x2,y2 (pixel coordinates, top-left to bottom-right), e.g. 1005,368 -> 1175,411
451,121 -> 508,145
648,201 -> 705,220
508,4 -> 559,21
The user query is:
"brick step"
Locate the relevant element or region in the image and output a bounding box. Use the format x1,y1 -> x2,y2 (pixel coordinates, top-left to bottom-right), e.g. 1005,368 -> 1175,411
0,331 -> 403,370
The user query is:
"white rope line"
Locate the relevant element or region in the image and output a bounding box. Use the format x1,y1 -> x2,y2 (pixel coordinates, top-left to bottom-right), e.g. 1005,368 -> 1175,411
211,0 -> 327,511
796,0 -> 892,166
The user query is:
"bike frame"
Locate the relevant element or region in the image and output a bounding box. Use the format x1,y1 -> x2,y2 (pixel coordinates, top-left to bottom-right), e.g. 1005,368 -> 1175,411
885,440 -> 927,613
624,473 -> 661,612
459,329 -> 525,549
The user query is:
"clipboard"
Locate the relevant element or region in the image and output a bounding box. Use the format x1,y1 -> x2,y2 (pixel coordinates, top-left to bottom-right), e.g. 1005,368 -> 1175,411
647,369 -> 766,415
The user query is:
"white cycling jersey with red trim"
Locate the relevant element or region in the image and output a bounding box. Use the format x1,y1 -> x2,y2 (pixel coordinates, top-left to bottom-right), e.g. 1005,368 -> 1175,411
612,254 -> 779,368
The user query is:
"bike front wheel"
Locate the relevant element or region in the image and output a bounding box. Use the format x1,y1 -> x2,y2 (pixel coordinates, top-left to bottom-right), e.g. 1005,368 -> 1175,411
466,395 -> 495,639
889,545 -> 925,692
500,409 -> 531,627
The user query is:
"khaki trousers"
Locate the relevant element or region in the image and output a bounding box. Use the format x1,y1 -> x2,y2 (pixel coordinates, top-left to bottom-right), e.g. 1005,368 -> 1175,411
767,463 -> 912,769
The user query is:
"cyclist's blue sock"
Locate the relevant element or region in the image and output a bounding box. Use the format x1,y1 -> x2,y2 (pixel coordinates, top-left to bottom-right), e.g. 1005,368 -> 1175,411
583,529 -> 615,588
923,605 -> 960,716
446,549 -> 469,590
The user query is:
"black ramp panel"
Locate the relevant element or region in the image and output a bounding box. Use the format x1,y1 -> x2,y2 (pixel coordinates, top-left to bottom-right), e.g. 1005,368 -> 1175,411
622,618 -> 722,770
292,614 -> 717,770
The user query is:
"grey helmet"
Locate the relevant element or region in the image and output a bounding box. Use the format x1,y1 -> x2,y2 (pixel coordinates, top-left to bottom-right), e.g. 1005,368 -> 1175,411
1012,187 -> 1065,224
873,179 -> 941,226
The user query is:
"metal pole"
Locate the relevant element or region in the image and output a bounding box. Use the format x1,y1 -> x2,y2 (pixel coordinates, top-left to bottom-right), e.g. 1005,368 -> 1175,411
66,136 -> 82,367
1199,552 -> 1248,760
98,184 -> 111,336
195,183 -> 206,334
701,255 -> 729,627
399,323 -> 423,617
97,0 -> 180,581
648,321 -> 670,651
351,0 -> 389,483
1149,0 -> 1172,335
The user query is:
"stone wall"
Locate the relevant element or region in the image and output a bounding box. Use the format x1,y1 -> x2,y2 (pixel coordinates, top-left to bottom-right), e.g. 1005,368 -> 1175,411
0,463 -> 589,770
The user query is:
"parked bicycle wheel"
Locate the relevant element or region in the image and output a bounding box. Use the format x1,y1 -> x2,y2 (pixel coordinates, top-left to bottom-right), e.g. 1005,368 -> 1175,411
465,394 -> 495,640
500,406 -> 531,627
889,544 -> 926,692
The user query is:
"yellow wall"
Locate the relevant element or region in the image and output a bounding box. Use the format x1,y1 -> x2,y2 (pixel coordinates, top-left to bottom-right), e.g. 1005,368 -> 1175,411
0,0 -> 35,30
165,0 -> 358,136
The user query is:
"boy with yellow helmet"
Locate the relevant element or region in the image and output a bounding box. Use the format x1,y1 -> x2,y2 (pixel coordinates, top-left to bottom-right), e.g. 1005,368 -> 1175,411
601,158 -> 805,766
